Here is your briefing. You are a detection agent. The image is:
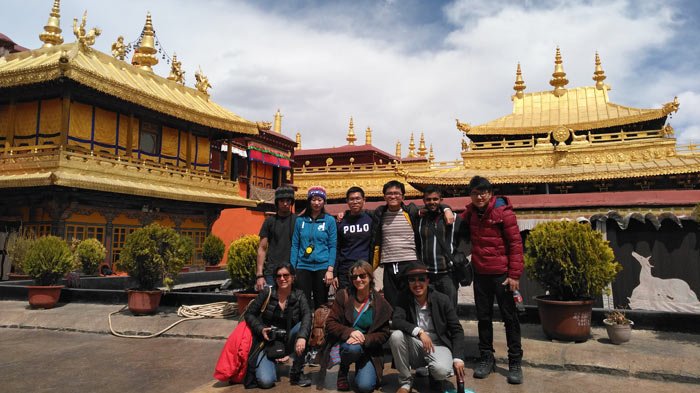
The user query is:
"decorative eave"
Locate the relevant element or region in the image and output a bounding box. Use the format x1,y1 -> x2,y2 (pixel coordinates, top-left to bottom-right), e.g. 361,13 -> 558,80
0,43 -> 257,135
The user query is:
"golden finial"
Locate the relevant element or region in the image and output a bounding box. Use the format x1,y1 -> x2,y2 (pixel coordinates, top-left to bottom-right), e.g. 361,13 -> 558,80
549,47 -> 569,97
592,51 -> 607,90
456,119 -> 470,134
40,0 -> 64,48
111,36 -> 126,60
194,67 -> 212,95
365,126 -> 372,145
513,62 -> 526,99
395,140 -> 402,158
72,10 -> 101,49
131,12 -> 158,72
273,109 -> 283,133
295,132 -> 302,150
167,53 -> 185,84
408,133 -> 416,157
346,117 -> 357,145
418,132 -> 427,157
429,145 -> 435,162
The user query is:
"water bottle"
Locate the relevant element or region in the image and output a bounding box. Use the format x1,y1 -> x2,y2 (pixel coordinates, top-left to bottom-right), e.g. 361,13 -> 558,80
457,378 -> 465,393
513,290 -> 525,313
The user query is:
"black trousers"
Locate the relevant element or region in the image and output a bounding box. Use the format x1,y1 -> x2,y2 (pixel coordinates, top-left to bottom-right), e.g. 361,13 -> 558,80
473,272 -> 523,361
381,261 -> 414,307
296,269 -> 328,310
429,272 -> 458,309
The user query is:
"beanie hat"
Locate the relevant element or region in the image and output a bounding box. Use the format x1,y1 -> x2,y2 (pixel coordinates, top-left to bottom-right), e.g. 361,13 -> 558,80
274,186 -> 295,203
307,186 -> 327,201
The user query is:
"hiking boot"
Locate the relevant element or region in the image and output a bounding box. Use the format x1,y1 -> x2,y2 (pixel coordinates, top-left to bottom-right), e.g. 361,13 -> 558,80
428,376 -> 443,393
507,359 -> 523,384
290,372 -> 312,387
415,366 -> 429,377
472,351 -> 495,379
336,371 -> 350,391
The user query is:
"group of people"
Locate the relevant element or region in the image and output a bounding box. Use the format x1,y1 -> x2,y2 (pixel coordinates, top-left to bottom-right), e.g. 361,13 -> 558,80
244,176 -> 524,392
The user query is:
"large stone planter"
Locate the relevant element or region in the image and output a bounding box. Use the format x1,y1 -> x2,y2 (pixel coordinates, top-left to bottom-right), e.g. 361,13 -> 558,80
603,319 -> 633,344
127,289 -> 163,315
535,296 -> 594,342
27,285 -> 64,309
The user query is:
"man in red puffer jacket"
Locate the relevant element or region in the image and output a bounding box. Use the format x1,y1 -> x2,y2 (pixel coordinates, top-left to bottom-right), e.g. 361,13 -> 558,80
459,176 -> 523,385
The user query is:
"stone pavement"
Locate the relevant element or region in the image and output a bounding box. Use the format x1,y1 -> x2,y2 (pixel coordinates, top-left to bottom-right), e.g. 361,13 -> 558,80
1,300 -> 699,392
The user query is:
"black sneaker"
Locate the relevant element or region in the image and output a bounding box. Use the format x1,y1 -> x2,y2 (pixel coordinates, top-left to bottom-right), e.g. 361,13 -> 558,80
507,360 -> 523,384
472,351 -> 495,379
428,376 -> 444,393
290,372 -> 312,387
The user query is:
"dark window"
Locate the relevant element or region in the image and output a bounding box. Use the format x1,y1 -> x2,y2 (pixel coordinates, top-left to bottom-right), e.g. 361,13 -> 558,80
139,121 -> 160,155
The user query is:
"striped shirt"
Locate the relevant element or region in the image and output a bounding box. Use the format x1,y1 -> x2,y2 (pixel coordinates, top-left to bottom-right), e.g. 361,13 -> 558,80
380,209 -> 418,263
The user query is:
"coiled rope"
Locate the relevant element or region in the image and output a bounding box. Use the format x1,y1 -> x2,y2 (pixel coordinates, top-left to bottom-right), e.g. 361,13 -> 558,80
108,301 -> 237,339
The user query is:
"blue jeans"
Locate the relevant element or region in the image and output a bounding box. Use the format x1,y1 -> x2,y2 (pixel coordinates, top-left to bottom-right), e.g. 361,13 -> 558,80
255,322 -> 303,388
340,343 -> 376,393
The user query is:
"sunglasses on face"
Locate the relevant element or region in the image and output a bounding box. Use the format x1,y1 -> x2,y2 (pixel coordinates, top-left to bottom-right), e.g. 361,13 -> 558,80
276,273 -> 291,280
408,276 -> 427,284
350,273 -> 369,281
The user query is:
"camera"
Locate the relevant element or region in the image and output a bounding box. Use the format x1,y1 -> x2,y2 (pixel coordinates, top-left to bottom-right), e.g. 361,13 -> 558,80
269,326 -> 287,341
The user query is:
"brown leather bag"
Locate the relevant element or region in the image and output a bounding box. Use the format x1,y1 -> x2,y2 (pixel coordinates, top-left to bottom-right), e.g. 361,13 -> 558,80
308,302 -> 332,347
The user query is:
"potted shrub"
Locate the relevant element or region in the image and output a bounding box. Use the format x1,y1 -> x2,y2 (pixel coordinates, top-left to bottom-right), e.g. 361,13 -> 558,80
226,234 -> 260,314
202,234 -> 225,271
524,220 -> 622,342
603,309 -> 634,344
6,229 -> 35,280
116,223 -> 192,315
74,238 -> 107,276
20,235 -> 75,309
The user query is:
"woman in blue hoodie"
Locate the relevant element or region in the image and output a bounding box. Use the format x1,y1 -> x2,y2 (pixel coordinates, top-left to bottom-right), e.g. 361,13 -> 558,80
291,186 -> 337,310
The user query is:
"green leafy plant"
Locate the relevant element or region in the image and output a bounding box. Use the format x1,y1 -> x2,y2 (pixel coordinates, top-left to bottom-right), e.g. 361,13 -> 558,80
524,220 -> 622,300
6,229 -> 37,274
202,234 -> 226,266
116,223 -> 192,290
74,238 -> 107,275
21,236 -> 75,286
226,234 -> 260,290
604,309 -> 632,325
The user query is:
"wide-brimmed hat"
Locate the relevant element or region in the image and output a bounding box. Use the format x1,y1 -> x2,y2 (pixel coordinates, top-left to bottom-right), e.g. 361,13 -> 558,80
403,261 -> 428,278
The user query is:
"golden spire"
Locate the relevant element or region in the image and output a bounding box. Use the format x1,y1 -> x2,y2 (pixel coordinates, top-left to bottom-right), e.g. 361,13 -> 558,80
40,0 -> 64,48
592,51 -> 608,90
365,126 -> 372,145
395,140 -> 402,158
273,109 -> 283,133
131,12 -> 158,72
295,132 -> 302,150
513,62 -> 526,99
429,145 -> 435,162
418,132 -> 427,157
346,117 -> 356,145
549,47 -> 569,97
408,133 -> 416,157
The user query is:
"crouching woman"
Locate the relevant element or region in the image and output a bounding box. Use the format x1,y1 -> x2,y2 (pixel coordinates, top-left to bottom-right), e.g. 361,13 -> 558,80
319,260 -> 393,392
245,264 -> 313,388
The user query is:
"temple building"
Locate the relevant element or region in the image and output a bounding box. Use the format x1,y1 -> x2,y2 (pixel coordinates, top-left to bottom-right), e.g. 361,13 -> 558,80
0,1 -> 272,267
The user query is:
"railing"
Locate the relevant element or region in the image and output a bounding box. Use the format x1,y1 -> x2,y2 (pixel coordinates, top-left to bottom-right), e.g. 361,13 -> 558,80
676,142 -> 700,154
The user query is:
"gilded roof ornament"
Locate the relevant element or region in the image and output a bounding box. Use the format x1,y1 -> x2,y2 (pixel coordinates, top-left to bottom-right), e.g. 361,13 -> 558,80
592,52 -> 608,90
296,132 -> 302,150
429,145 -> 435,162
418,132 -> 427,157
661,124 -> 675,137
662,96 -> 680,115
274,109 -> 283,133
395,140 -> 402,157
131,12 -> 158,72
549,47 -> 569,97
456,119 -> 471,134
194,67 -> 212,95
257,121 -> 272,131
40,0 -> 64,48
346,117 -> 357,145
111,36 -> 126,61
408,133 -> 416,157
72,11 -> 101,49
365,126 -> 372,145
167,53 -> 185,84
513,62 -> 526,99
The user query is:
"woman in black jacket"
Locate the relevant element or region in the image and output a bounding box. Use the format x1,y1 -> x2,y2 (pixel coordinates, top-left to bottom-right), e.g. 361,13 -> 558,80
245,263 -> 312,388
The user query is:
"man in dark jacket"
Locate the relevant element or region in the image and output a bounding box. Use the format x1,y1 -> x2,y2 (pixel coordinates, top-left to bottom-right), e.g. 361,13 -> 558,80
334,186 -> 374,289
389,262 -> 465,393
459,176 -> 523,384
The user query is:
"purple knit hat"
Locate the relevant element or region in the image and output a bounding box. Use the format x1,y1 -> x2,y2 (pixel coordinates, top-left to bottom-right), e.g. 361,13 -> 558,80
307,186 -> 327,201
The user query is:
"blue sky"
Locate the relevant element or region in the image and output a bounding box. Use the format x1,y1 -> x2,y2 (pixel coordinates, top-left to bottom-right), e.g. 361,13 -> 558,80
2,0 -> 699,160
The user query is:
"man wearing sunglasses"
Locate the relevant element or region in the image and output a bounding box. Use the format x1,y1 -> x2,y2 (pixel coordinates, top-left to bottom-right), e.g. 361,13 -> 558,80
459,176 -> 523,384
389,262 -> 465,393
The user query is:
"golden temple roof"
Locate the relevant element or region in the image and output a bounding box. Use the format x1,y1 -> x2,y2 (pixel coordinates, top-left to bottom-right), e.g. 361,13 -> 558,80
0,43 -> 257,135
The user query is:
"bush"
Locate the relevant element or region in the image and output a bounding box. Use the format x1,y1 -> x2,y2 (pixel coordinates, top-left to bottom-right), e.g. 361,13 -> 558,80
524,220 -> 622,300
21,236 -> 75,286
74,238 -> 107,275
6,229 -> 36,274
202,234 -> 225,266
226,234 -> 260,290
116,223 -> 192,290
